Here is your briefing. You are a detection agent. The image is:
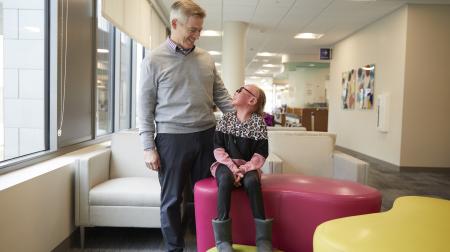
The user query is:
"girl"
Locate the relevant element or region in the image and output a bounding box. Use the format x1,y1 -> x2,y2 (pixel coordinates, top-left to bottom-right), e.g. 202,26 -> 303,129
210,84 -> 272,252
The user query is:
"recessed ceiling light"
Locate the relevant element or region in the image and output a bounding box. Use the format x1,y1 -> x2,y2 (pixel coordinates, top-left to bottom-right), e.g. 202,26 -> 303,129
97,49 -> 109,53
362,66 -> 375,70
201,30 -> 222,37
257,52 -> 279,57
255,69 -> 270,74
294,33 -> 324,39
208,51 -> 222,55
263,64 -> 282,68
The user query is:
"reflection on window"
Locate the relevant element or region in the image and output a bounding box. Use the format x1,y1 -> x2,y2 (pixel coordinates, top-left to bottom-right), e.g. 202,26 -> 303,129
135,43 -> 144,127
0,1 -> 46,161
95,0 -> 113,136
119,32 -> 131,130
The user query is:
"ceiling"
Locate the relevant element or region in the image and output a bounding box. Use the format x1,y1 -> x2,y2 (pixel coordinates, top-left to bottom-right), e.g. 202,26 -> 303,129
155,0 -> 450,81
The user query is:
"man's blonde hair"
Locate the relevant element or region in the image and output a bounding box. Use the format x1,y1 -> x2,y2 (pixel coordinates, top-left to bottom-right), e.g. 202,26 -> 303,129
170,0 -> 206,25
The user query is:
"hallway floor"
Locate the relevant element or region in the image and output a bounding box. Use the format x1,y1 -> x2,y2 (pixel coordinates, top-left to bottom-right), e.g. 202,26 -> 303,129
55,159 -> 450,251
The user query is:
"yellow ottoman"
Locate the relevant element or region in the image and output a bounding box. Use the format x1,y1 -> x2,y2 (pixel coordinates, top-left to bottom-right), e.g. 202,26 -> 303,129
207,244 -> 283,252
313,196 -> 450,252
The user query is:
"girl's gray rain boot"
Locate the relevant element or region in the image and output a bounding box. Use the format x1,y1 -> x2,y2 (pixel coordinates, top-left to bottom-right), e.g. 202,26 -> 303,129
212,218 -> 233,252
255,218 -> 273,252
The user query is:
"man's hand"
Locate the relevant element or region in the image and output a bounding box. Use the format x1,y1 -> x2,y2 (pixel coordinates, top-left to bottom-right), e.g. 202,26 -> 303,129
144,149 -> 160,171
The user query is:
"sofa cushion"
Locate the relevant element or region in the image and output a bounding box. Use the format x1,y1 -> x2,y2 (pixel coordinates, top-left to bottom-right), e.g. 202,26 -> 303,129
110,130 -> 158,179
90,177 -> 161,207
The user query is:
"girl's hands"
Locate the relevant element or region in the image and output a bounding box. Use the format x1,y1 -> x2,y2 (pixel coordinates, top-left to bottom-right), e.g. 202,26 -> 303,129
231,166 -> 245,186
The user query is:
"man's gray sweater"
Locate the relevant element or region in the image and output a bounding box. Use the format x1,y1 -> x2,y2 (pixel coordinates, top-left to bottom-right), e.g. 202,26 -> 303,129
137,41 -> 233,150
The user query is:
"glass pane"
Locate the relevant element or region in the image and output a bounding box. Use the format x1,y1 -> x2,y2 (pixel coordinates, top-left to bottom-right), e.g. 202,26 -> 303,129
134,42 -> 144,127
119,32 -> 131,130
96,0 -> 113,136
0,1 -> 46,161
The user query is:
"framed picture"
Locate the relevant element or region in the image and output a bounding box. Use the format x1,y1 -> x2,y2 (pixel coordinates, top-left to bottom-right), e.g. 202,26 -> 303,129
341,69 -> 356,109
356,64 -> 375,109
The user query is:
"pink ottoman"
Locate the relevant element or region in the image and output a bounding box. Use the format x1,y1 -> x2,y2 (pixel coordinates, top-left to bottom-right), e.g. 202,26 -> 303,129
194,173 -> 381,252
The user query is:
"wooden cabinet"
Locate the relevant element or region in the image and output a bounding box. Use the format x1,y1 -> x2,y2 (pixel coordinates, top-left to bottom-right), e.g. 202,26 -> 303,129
300,108 -> 328,131
276,107 -> 328,131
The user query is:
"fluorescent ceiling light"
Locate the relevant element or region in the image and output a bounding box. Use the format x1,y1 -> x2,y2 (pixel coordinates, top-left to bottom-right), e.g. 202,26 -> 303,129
201,30 -> 222,37
97,49 -> 109,53
294,33 -> 324,39
215,62 -> 221,66
257,52 -> 278,57
263,64 -> 282,68
209,51 -> 221,55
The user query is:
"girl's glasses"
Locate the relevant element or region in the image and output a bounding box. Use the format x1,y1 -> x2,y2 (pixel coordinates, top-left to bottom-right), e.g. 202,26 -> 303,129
235,86 -> 257,98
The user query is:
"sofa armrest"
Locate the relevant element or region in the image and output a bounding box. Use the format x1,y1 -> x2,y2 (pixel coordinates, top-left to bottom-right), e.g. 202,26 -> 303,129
75,148 -> 111,226
332,151 -> 368,184
261,153 -> 283,174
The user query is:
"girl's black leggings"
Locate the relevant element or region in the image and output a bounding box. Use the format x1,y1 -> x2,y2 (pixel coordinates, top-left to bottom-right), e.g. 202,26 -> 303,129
215,164 -> 266,220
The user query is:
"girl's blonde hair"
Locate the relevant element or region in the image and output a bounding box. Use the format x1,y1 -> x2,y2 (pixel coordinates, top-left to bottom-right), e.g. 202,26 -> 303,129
254,86 -> 266,115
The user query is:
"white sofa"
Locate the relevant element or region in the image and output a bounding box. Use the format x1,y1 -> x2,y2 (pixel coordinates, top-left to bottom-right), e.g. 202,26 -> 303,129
75,131 -> 161,247
262,131 -> 368,184
267,126 -> 307,131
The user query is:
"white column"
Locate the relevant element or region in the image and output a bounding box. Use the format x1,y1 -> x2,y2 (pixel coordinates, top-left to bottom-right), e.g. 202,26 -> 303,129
221,21 -> 248,93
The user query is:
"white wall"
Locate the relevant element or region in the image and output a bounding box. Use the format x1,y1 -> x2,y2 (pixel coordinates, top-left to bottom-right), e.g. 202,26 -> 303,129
0,143 -> 108,252
288,67 -> 329,108
400,5 -> 450,167
0,163 -> 75,252
328,7 -> 408,165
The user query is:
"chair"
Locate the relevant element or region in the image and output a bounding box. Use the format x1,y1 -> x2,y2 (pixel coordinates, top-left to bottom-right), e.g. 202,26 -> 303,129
262,131 -> 368,184
314,196 -> 450,252
195,174 -> 381,252
75,131 -> 161,247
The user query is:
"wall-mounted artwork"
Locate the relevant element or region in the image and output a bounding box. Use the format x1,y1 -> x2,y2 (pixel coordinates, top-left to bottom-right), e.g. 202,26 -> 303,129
356,64 -> 375,109
341,69 -> 356,109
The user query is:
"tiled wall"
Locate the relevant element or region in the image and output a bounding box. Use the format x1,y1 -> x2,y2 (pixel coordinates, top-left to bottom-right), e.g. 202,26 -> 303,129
2,0 -> 45,159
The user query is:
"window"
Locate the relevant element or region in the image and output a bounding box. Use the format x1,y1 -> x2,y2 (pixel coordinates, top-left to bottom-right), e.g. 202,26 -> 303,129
117,31 -> 132,130
0,0 -> 47,161
95,0 -> 114,136
56,0 -> 95,147
134,42 -> 144,127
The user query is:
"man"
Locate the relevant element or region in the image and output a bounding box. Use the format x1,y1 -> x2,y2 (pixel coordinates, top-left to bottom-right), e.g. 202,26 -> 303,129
137,1 -> 233,251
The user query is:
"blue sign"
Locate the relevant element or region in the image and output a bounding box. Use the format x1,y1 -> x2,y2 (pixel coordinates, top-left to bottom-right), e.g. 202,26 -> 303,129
320,48 -> 332,60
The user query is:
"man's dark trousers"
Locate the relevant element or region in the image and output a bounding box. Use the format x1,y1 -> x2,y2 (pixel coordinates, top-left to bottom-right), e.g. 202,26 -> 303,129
156,127 -> 215,252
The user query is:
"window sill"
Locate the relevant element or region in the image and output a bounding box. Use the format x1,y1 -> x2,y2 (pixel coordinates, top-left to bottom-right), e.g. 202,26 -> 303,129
0,140 -> 111,191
